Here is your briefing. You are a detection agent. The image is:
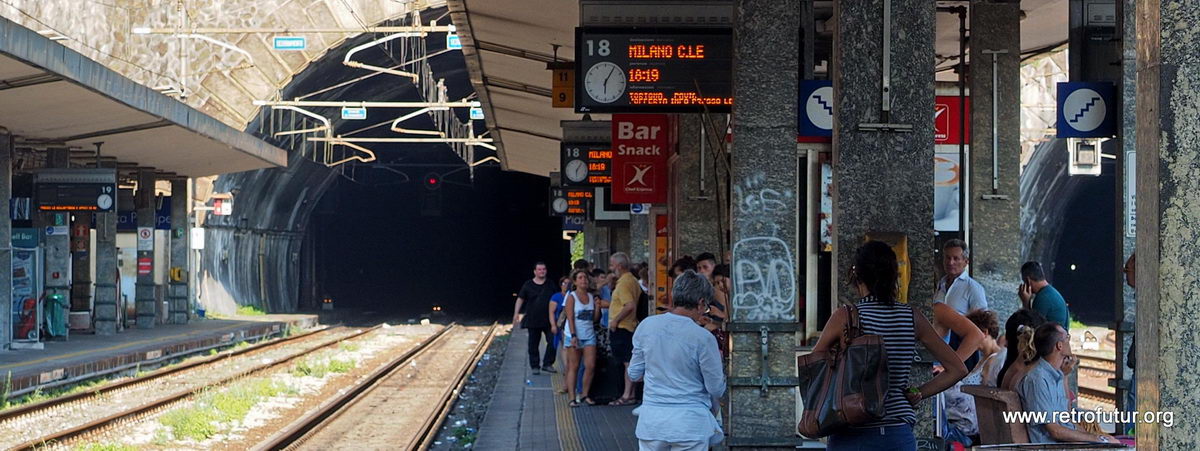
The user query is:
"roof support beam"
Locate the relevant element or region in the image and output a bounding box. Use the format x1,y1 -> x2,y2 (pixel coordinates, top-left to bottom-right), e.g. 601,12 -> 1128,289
25,120 -> 173,144
476,40 -> 568,64
483,76 -> 553,98
0,73 -> 62,91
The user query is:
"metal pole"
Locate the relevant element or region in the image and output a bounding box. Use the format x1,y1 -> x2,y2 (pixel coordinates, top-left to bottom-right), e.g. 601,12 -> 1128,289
881,0 -> 892,120
982,49 -> 1010,200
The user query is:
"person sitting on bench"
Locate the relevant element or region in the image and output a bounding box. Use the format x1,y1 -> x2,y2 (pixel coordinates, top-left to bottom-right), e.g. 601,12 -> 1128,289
1018,322 -> 1117,444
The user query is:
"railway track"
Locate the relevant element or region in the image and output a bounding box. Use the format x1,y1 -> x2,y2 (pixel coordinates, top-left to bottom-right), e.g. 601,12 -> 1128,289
1076,354 -> 1118,404
1,324 -> 389,450
256,322 -> 499,451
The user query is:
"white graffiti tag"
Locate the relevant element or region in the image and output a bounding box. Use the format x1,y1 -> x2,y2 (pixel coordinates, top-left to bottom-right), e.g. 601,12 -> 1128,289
734,172 -> 793,216
732,237 -> 798,321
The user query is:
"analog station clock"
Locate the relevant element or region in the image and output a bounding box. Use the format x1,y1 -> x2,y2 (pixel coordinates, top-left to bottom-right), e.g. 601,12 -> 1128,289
564,158 -> 588,183
584,61 -> 626,104
552,197 -> 569,214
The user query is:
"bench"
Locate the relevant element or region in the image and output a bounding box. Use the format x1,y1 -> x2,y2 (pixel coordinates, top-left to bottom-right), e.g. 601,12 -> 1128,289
962,385 -> 1029,445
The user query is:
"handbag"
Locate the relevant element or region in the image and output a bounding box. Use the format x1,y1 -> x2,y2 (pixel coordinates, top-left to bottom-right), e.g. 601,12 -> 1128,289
796,304 -> 890,438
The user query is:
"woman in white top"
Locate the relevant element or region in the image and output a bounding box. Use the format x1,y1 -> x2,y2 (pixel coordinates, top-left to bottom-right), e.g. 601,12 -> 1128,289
564,269 -> 600,407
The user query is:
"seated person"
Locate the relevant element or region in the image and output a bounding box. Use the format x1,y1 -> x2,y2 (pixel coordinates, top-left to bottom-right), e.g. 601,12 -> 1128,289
997,309 -> 1047,390
1018,322 -> 1117,444
943,309 -> 1003,446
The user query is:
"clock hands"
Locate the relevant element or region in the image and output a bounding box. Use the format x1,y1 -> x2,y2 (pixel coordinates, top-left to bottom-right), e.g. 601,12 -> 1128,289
603,67 -> 616,94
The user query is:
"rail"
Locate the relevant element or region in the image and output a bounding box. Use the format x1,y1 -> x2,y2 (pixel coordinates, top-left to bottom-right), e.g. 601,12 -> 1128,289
10,324 -> 385,450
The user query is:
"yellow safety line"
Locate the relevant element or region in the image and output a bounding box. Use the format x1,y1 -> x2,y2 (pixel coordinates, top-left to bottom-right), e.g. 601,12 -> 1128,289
553,359 -> 585,451
0,321 -> 255,371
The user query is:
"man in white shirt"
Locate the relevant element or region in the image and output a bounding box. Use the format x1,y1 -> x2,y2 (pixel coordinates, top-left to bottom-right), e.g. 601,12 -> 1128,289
628,270 -> 725,450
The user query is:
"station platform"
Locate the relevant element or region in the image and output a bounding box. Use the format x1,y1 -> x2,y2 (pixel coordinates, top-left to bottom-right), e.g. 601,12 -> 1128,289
477,327 -> 639,451
0,313 -> 318,396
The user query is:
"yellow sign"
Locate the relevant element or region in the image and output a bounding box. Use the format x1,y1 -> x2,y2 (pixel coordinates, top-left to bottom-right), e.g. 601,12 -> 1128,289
552,68 -> 575,108
553,86 -> 574,108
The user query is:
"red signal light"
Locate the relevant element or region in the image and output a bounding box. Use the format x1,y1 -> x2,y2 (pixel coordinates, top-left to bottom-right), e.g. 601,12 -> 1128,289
423,172 -> 441,191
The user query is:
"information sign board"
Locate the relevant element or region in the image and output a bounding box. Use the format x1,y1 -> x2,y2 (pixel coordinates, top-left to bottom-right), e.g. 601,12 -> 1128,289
575,27 -> 732,113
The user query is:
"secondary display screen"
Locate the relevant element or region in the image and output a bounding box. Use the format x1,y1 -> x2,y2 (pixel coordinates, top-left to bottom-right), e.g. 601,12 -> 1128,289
575,27 -> 732,113
560,143 -> 613,186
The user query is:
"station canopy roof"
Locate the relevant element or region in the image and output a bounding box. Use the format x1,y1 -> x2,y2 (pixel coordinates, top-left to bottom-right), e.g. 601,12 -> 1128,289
0,15 -> 287,178
448,0 -> 1067,177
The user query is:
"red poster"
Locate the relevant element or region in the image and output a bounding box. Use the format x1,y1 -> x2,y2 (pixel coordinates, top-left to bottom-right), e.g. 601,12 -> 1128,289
934,96 -> 970,145
611,114 -> 671,204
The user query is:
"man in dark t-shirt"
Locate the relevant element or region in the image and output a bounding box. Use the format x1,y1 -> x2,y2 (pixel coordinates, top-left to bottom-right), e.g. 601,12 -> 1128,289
513,262 -> 557,374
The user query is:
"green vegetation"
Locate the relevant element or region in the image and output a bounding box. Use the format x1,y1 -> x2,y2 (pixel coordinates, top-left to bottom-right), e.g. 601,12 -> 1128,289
451,426 -> 477,447
159,378 -> 291,441
570,233 -> 585,267
291,357 -> 357,379
236,305 -> 267,316
74,442 -> 140,451
283,323 -> 306,338
339,342 -> 361,352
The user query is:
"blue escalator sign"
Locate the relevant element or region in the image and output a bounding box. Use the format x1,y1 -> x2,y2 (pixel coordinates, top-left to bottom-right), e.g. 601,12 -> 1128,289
1057,82 -> 1116,138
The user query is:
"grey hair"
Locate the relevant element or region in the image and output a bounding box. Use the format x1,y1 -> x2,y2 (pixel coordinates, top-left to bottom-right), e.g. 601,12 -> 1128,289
610,252 -> 631,271
672,270 -> 714,310
943,238 -> 970,259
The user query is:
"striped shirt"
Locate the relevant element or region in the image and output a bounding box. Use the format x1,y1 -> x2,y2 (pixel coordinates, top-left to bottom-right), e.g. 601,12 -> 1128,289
854,297 -> 917,427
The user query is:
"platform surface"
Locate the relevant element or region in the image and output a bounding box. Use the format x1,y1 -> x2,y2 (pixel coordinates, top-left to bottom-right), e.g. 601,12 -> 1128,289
476,327 -> 639,451
0,313 -> 318,393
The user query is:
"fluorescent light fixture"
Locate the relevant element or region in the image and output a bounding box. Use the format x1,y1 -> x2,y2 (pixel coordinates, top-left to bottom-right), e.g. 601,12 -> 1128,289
132,27 -> 151,34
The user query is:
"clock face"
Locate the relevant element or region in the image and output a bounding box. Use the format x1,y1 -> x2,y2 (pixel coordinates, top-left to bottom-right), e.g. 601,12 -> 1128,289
96,194 -> 113,210
584,62 -> 626,104
565,159 -> 588,183
552,198 -> 569,214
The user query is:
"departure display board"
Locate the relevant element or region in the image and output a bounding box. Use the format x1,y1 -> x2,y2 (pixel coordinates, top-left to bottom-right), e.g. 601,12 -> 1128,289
34,169 -> 117,212
549,187 -> 594,218
561,143 -> 612,186
575,27 -> 732,113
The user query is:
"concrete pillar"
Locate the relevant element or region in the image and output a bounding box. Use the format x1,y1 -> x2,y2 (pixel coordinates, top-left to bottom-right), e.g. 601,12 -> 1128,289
168,179 -> 189,324
135,170 -> 156,329
968,1 -> 1022,319
833,0 -> 937,442
41,148 -> 71,338
672,114 -> 725,258
728,0 -> 800,447
1134,1 -> 1200,447
630,214 -> 651,266
0,132 -> 12,348
93,180 -> 118,335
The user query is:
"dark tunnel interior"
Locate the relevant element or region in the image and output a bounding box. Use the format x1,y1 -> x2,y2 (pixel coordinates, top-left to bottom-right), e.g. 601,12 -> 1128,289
311,165 -> 568,319
219,8 -> 567,319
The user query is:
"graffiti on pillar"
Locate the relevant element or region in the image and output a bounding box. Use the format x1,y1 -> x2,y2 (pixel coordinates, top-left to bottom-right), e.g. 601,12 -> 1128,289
732,237 -> 797,321
734,172 -> 793,217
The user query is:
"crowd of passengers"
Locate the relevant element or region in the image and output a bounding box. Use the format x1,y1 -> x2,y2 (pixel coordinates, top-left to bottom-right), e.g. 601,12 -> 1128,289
510,239 -> 1136,450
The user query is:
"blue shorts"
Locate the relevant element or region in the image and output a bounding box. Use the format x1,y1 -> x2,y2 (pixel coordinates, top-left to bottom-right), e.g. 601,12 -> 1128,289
564,334 -> 597,348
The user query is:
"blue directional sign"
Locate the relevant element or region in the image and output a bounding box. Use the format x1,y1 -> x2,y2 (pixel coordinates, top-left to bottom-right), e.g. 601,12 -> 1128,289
1057,82 -> 1116,138
799,80 -> 833,141
563,215 -> 585,231
469,107 -> 484,120
341,107 -> 367,120
273,36 -> 307,51
446,34 -> 462,50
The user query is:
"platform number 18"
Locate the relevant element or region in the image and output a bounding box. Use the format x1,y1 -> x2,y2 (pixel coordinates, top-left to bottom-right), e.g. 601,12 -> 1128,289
585,40 -> 610,57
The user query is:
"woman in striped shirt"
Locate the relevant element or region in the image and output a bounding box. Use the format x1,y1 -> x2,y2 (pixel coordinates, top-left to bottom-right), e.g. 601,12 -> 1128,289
813,241 -> 968,450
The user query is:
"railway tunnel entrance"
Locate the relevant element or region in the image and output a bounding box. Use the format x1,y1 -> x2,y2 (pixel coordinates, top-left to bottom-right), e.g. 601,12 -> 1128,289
198,9 -> 564,320
308,156 -> 564,319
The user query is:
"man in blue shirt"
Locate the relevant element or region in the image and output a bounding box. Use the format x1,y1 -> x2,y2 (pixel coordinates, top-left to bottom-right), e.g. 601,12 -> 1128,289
628,270 -> 725,450
1019,261 -> 1069,327
1018,322 -> 1116,444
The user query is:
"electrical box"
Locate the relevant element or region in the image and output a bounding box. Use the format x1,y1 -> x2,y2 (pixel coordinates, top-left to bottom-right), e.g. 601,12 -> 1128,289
1069,138 -> 1104,176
